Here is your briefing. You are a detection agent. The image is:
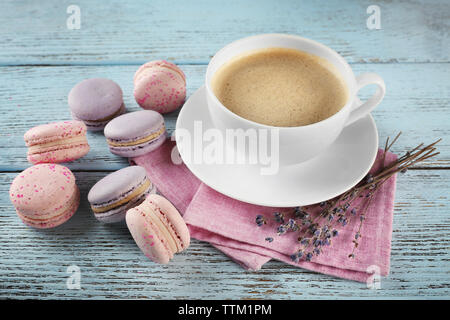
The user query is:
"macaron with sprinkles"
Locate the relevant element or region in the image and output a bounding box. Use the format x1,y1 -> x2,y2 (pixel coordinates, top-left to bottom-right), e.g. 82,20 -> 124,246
9,164 -> 80,229
126,194 -> 190,264
104,110 -> 166,157
69,78 -> 126,131
24,120 -> 90,164
88,166 -> 156,223
133,60 -> 186,113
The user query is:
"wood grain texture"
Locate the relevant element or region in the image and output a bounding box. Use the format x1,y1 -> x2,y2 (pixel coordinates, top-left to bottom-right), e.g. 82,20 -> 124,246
0,170 -> 448,299
1,0 -> 449,65
0,63 -> 448,171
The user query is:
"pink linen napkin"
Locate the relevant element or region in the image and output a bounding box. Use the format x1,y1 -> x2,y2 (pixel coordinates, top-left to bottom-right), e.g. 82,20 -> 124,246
130,139 -> 397,282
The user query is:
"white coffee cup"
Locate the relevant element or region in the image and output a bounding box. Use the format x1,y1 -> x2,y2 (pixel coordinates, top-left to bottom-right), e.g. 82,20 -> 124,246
205,34 -> 385,165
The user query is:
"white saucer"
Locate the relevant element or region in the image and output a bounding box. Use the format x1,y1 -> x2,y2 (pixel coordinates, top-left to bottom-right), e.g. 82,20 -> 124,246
175,86 -> 378,207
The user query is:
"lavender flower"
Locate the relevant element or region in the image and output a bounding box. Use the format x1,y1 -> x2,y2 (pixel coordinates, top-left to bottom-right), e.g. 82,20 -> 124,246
287,218 -> 297,231
277,225 -> 287,235
293,207 -> 307,219
299,238 -> 310,245
302,219 -> 311,227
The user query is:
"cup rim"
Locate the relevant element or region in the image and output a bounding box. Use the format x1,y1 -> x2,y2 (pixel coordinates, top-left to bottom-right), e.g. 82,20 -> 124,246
205,33 -> 357,130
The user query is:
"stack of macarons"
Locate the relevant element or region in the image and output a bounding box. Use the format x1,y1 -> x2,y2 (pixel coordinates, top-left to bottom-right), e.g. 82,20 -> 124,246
9,60 -> 190,264
12,119 -> 90,228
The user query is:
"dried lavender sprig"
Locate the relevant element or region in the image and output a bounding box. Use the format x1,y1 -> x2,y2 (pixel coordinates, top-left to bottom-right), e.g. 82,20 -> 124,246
357,140 -> 441,191
348,189 -> 376,258
381,131 -> 402,167
298,187 -> 368,258
306,136 -> 440,260
366,148 -> 439,188
294,182 -> 383,259
380,138 -> 440,171
348,136 -> 441,257
292,181 -> 374,257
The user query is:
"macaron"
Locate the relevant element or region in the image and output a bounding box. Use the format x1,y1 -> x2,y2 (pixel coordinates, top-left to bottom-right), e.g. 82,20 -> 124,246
68,78 -> 126,131
126,194 -> 190,264
104,110 -> 166,157
9,164 -> 79,229
133,60 -> 186,113
24,120 -> 90,164
88,166 -> 156,223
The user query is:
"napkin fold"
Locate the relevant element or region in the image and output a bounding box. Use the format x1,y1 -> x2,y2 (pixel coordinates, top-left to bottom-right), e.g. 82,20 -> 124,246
130,139 -> 397,282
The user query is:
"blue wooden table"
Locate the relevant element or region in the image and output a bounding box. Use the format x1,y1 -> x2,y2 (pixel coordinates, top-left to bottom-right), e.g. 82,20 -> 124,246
0,0 -> 449,299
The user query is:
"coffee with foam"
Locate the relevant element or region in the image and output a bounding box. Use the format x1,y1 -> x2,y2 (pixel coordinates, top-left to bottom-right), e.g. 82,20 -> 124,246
211,47 -> 348,127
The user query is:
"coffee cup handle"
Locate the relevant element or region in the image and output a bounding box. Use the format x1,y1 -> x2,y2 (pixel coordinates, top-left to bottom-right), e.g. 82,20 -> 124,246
345,73 -> 386,126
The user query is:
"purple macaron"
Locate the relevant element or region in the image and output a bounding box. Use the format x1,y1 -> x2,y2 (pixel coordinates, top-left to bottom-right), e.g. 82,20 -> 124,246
88,166 -> 156,223
68,78 -> 126,131
104,110 -> 167,157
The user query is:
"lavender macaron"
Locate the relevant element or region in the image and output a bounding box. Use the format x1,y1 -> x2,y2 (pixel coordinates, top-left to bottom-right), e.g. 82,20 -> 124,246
68,78 -> 126,131
104,110 -> 166,157
88,166 -> 156,223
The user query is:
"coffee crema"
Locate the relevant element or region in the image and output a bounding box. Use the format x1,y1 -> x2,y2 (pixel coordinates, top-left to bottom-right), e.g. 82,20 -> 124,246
211,47 -> 349,127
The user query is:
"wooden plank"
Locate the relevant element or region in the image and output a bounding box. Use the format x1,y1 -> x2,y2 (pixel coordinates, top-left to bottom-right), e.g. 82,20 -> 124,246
0,169 -> 448,299
1,0 -> 449,65
0,63 -> 448,171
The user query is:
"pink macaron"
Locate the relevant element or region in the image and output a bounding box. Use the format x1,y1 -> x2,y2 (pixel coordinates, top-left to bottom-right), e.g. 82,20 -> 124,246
133,60 -> 186,113
24,120 -> 90,164
9,164 -> 80,229
126,194 -> 190,264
